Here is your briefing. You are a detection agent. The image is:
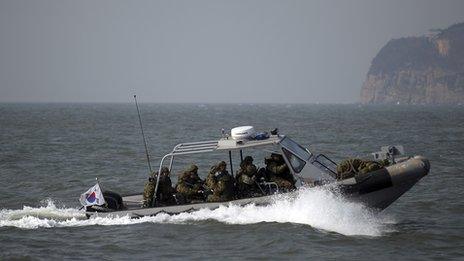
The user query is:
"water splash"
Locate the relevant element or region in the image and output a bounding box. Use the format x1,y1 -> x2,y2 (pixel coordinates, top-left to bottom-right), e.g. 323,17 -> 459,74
0,199 -> 86,229
0,188 -> 394,236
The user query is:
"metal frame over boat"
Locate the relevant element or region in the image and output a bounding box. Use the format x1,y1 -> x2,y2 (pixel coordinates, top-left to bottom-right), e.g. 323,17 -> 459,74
85,129 -> 430,218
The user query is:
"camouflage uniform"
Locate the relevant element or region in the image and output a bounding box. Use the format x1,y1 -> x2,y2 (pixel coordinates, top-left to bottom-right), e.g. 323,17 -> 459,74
175,164 -> 205,202
235,156 -> 261,198
337,158 -> 390,180
156,167 -> 176,206
142,167 -> 176,208
142,177 -> 156,208
206,161 -> 235,202
205,165 -> 219,191
265,153 -> 296,191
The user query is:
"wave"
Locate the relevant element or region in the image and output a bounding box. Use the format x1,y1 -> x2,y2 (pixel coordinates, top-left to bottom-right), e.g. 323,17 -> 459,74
0,188 -> 395,236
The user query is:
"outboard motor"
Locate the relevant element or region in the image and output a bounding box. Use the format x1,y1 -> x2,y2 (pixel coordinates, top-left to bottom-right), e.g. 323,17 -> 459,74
102,191 -> 124,210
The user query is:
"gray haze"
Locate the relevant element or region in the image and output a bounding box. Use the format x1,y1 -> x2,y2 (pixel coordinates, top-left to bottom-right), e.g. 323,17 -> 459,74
1,0 -> 463,103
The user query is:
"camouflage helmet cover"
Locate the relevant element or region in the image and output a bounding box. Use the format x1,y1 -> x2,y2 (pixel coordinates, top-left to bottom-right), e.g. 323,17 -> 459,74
271,153 -> 284,161
160,166 -> 170,176
185,164 -> 198,173
218,161 -> 227,167
243,156 -> 253,163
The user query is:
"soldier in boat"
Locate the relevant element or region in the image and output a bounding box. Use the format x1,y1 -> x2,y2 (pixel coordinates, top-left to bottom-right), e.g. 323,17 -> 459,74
155,167 -> 176,206
265,153 -> 296,191
235,156 -> 262,198
142,167 -> 176,207
205,161 -> 235,202
175,164 -> 206,203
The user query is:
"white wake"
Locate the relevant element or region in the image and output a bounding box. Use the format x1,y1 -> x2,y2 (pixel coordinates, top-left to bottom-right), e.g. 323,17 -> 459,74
0,188 -> 394,236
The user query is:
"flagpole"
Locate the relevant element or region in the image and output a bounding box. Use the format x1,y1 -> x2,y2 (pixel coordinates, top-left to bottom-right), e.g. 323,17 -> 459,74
96,177 -> 101,189
79,178 -> 107,209
95,177 -> 104,196
95,177 -> 106,207
79,178 -> 100,211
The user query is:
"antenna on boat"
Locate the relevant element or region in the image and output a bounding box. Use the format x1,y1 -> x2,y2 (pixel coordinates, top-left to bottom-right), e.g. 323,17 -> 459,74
134,95 -> 153,174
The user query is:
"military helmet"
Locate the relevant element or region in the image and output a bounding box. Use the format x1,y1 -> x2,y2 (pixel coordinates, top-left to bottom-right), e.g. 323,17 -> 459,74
264,156 -> 272,165
271,153 -> 284,161
160,166 -> 170,176
218,161 -> 227,167
185,164 -> 198,173
243,156 -> 253,163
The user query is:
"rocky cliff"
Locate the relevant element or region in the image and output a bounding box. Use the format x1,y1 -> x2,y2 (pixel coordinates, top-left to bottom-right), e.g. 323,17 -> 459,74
361,23 -> 464,104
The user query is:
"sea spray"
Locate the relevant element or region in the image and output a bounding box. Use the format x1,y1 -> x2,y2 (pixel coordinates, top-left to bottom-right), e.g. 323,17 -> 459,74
0,187 -> 394,236
0,199 -> 86,229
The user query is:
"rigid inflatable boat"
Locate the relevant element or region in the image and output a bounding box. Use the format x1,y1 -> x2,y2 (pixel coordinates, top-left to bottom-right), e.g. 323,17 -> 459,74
83,126 -> 429,218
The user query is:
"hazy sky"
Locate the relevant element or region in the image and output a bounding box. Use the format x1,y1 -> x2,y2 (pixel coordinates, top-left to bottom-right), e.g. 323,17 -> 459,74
1,0 -> 463,103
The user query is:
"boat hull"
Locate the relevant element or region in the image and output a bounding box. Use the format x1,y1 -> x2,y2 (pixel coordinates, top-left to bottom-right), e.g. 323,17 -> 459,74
86,156 -> 429,218
86,194 -> 280,218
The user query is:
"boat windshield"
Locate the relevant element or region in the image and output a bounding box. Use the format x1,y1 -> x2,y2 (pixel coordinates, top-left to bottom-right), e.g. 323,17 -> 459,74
280,137 -> 312,173
282,147 -> 306,173
280,137 -> 311,160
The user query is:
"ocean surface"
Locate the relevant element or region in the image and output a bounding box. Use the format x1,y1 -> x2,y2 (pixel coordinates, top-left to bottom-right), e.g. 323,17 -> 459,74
0,103 -> 462,260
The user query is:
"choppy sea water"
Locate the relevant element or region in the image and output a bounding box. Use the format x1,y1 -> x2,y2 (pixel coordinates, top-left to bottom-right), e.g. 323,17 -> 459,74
0,103 -> 462,260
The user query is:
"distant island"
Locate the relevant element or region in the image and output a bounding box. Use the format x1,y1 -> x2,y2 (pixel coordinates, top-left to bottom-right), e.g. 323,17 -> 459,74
361,22 -> 464,105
